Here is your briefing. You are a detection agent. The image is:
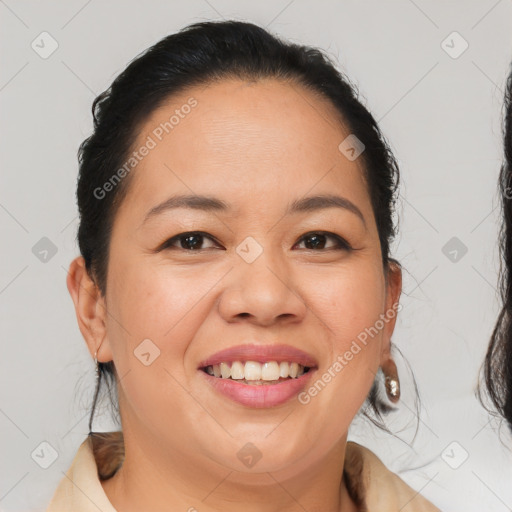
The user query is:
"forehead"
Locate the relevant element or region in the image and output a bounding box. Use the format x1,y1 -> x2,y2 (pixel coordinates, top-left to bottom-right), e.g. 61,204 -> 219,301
121,78 -> 371,218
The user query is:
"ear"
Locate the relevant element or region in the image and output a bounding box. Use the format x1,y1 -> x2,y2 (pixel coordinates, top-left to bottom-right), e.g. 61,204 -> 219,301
66,256 -> 112,363
380,260 -> 402,360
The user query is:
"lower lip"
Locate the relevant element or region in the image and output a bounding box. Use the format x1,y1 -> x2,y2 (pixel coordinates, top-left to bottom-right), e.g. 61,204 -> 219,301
198,369 -> 316,408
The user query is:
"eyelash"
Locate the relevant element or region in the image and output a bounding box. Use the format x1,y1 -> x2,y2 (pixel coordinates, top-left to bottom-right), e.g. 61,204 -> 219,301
159,231 -> 352,252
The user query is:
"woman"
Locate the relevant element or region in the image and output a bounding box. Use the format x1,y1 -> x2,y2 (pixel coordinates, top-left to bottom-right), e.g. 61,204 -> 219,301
482,67 -> 512,431
47,20 -> 439,511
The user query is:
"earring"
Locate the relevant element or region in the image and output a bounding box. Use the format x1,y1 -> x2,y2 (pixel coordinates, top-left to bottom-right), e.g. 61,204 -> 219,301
89,348 -> 102,437
381,357 -> 400,403
94,349 -> 100,380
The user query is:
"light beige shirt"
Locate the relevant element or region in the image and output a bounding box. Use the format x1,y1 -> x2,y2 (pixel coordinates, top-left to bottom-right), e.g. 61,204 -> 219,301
46,431 -> 440,511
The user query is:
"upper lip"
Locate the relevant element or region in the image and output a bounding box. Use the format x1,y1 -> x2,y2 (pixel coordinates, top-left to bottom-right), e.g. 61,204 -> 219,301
198,343 -> 318,369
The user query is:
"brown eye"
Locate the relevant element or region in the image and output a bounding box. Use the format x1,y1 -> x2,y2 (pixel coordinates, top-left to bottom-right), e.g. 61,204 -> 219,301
161,232 -> 221,251
294,232 -> 351,251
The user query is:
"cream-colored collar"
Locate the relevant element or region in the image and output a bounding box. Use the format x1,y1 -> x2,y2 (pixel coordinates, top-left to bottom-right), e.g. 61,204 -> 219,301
46,432 -> 440,511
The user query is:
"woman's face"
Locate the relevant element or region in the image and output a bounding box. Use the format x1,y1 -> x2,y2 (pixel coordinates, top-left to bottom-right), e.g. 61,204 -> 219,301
89,78 -> 400,475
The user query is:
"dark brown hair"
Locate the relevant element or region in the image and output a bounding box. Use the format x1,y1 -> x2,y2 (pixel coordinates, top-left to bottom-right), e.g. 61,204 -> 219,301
480,65 -> 512,431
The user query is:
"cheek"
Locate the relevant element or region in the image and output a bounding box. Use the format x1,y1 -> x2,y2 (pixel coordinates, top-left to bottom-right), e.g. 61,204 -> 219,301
105,258 -> 224,368
305,262 -> 386,350
111,259 -> 183,334
298,262 -> 386,413
103,262 -> 213,426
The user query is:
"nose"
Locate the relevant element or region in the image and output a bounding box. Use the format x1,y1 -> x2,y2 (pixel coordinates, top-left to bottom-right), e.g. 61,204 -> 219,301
217,250 -> 308,327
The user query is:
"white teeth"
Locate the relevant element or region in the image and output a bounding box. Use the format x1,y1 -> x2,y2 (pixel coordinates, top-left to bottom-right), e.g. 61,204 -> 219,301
220,362 -> 231,379
230,361 -> 244,380
203,360 -> 308,381
261,361 -> 280,381
244,361 -> 261,381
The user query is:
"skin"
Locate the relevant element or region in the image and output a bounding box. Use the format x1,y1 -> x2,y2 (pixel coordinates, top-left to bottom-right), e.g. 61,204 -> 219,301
67,78 -> 401,512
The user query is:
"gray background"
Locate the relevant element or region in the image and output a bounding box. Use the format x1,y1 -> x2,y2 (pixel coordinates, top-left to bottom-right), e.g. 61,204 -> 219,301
1,1 -> 512,510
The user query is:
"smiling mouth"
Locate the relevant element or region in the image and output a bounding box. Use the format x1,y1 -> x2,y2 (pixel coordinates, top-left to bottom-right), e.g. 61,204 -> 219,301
200,360 -> 312,385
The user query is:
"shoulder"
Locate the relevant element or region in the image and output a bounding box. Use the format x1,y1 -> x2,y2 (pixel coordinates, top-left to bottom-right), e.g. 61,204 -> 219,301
344,441 -> 441,512
45,432 -> 122,512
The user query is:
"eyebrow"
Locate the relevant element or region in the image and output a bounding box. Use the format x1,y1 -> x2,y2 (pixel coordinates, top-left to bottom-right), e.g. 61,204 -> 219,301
142,193 -> 366,226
